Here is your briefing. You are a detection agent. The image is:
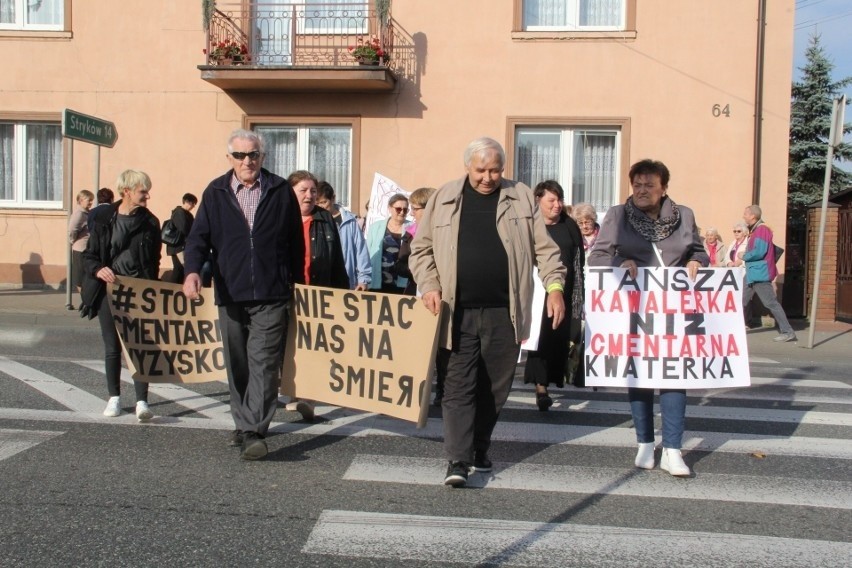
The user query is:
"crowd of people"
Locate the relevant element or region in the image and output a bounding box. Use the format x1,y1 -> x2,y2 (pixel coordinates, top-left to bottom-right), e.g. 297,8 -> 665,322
72,130 -> 796,485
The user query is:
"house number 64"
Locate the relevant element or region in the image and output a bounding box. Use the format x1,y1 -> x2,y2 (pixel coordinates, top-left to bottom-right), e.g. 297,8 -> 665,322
712,104 -> 731,117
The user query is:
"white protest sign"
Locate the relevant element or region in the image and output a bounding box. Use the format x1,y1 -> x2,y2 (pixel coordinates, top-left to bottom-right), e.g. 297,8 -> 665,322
584,267 -> 750,389
520,267 -> 545,354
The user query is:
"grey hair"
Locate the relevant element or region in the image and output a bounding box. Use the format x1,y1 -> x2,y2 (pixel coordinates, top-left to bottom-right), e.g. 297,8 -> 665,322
115,170 -> 152,193
571,202 -> 598,222
464,137 -> 505,168
705,227 -> 720,237
733,221 -> 748,233
745,204 -> 762,219
228,128 -> 265,154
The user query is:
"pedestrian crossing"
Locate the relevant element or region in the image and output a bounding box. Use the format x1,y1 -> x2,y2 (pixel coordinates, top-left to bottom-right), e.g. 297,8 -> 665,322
1,354 -> 850,565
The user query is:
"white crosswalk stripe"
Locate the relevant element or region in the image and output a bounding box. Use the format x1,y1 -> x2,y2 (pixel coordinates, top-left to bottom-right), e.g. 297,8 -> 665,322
303,510 -> 852,567
1,355 -> 849,566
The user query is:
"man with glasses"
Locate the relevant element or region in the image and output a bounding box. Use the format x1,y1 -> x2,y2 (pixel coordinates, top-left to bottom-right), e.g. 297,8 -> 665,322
183,129 -> 304,460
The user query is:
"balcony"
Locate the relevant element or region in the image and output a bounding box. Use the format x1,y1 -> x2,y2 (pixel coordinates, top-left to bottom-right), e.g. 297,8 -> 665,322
199,2 -> 397,92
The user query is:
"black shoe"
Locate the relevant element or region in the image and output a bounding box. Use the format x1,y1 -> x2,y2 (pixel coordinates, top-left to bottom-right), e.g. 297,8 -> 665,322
536,392 -> 553,411
433,391 -> 443,407
228,430 -> 244,447
240,432 -> 268,461
444,461 -> 470,487
473,451 -> 492,472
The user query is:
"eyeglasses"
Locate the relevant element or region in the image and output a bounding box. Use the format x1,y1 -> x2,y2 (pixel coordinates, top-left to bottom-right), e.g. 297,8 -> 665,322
230,151 -> 261,161
733,230 -> 743,233
410,205 -> 424,211
392,206 -> 409,214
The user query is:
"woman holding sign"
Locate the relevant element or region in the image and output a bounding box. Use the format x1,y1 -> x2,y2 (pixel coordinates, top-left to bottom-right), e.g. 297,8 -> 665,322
80,170 -> 161,421
523,180 -> 584,410
588,159 -> 708,477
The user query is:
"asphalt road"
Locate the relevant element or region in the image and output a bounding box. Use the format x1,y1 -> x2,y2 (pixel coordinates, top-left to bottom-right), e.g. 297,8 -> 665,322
0,319 -> 850,567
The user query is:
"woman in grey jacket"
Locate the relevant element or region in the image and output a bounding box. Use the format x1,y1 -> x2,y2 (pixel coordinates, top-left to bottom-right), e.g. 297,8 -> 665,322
588,159 -> 708,477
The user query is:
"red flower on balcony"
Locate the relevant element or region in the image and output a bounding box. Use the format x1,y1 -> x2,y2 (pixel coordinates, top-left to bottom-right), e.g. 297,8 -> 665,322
348,36 -> 389,65
204,39 -> 250,64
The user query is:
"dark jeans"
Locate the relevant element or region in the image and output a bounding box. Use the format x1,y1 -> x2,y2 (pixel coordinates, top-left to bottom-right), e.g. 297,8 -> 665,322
440,307 -> 520,463
166,253 -> 185,284
97,293 -> 149,402
628,388 -> 686,449
219,300 -> 289,436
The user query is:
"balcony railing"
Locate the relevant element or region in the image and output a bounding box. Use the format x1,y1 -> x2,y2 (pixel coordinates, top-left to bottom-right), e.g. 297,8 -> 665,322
204,2 -> 393,68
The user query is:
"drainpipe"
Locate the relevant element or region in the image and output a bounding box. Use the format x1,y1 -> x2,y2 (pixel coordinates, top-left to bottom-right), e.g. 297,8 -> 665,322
752,0 -> 767,205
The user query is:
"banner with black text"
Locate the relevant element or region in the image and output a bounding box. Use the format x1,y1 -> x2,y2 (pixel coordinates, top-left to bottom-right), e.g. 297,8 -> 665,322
281,285 -> 440,427
584,267 -> 750,389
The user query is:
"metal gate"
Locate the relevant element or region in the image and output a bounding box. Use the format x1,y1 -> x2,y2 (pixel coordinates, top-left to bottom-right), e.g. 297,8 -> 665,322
837,208 -> 852,321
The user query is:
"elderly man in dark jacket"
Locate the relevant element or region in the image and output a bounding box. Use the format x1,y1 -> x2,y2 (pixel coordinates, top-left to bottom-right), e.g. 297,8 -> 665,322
183,129 -> 304,461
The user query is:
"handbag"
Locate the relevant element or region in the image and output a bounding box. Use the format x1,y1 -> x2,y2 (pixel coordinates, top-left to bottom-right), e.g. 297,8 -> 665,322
161,219 -> 182,247
773,244 -> 784,260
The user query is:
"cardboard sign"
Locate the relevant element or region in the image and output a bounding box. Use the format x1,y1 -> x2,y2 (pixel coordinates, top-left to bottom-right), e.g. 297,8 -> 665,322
109,276 -> 226,383
584,267 -> 750,389
281,284 -> 440,427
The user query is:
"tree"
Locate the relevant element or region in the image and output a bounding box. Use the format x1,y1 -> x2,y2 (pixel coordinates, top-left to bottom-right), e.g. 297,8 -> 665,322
788,34 -> 852,225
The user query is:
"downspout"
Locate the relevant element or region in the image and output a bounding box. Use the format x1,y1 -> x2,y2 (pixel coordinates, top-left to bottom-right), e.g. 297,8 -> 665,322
752,0 -> 767,205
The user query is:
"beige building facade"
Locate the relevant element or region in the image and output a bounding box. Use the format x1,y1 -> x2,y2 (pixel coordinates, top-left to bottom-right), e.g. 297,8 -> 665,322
0,0 -> 794,286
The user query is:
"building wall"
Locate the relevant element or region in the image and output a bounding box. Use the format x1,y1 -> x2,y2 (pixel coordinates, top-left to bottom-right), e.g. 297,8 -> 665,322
0,0 -> 795,286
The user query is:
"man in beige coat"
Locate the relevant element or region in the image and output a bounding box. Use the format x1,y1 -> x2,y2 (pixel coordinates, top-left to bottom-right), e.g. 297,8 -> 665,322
410,137 -> 566,487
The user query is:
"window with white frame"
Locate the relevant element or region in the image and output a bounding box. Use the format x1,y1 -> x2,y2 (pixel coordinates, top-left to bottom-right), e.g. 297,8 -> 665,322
514,126 -> 619,212
302,0 -> 369,34
523,0 -> 625,31
0,121 -> 63,208
0,0 -> 64,30
255,124 -> 353,207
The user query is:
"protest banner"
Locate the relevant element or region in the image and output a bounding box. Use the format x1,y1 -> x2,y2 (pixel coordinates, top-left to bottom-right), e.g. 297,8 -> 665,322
584,267 -> 750,389
520,267 -> 545,356
109,276 -> 226,383
281,284 -> 440,427
363,173 -> 411,234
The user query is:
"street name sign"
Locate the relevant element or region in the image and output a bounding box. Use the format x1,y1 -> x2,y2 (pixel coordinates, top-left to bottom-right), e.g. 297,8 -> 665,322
62,109 -> 117,148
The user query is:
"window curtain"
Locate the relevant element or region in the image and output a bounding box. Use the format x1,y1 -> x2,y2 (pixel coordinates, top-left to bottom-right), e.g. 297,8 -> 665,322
572,131 -> 616,212
25,124 -> 61,202
0,124 -> 13,200
579,0 -> 622,27
27,0 -> 62,25
524,0 -> 567,27
256,127 -> 298,182
0,1 -> 14,24
254,0 -> 293,65
308,127 -> 351,207
515,130 -> 561,189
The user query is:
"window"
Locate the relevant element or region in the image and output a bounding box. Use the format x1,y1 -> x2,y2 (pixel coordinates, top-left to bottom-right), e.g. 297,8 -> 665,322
514,125 -> 620,212
523,0 -> 625,31
255,124 -> 354,207
0,0 -> 64,30
0,121 -> 63,208
302,0 -> 369,34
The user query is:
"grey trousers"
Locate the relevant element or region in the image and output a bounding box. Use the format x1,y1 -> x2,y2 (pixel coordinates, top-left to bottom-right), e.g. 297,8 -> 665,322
440,307 -> 521,463
219,300 -> 289,436
744,282 -> 794,335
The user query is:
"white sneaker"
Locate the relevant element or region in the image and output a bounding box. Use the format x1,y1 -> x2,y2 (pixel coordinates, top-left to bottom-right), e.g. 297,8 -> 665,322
103,396 -> 121,417
635,442 -> 656,469
660,448 -> 691,476
135,401 -> 153,422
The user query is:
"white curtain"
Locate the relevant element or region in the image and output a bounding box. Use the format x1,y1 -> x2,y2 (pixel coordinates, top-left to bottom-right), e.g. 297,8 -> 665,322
0,124 -> 13,200
524,0 -> 566,28
27,0 -> 62,25
25,124 -> 62,202
580,0 -> 622,27
254,0 -> 293,65
256,126 -> 298,180
0,1 -> 14,24
309,127 -> 351,207
515,130 -> 561,188
572,131 -> 616,212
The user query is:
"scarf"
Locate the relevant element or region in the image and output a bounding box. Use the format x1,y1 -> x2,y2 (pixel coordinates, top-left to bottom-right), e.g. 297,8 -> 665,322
624,196 -> 681,242
582,228 -> 598,252
706,241 -> 718,265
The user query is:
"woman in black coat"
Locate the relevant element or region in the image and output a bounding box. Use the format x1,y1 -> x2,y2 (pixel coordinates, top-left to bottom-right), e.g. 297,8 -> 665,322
81,170 -> 161,421
523,180 -> 584,411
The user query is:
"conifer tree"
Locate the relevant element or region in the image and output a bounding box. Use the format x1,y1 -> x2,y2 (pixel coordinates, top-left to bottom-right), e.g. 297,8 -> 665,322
788,34 -> 852,224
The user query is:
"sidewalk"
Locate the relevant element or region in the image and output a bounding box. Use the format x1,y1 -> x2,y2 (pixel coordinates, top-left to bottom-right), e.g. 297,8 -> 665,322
1,288 -> 850,364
